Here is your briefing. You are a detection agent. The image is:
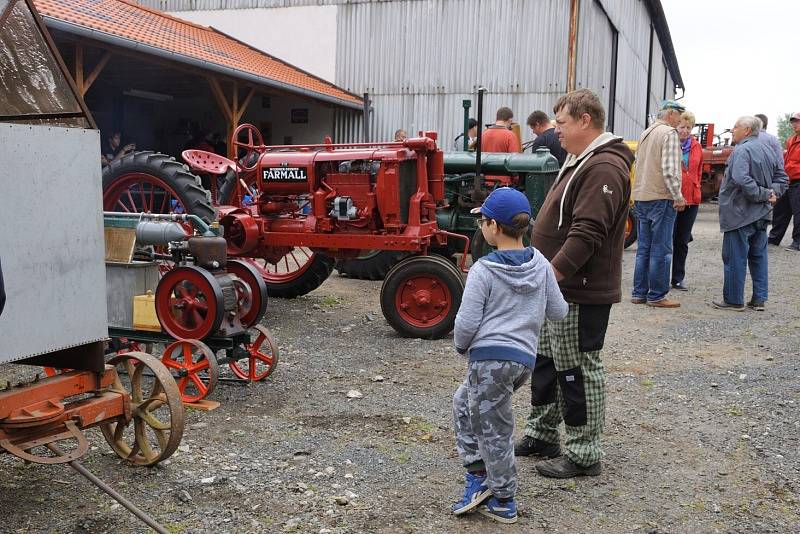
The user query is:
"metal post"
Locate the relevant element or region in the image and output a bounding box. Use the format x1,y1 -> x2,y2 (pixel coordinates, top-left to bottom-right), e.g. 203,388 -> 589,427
462,99 -> 472,151
362,92 -> 370,142
567,0 -> 580,92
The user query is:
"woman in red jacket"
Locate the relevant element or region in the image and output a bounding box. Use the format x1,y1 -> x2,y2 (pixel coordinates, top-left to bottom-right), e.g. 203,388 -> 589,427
671,111 -> 703,291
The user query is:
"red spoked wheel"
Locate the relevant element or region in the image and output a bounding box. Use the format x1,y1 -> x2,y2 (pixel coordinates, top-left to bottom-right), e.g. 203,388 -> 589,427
380,255 -> 464,339
161,339 -> 219,403
226,259 -> 268,327
155,266 -> 224,340
243,250 -> 334,299
228,325 -> 279,382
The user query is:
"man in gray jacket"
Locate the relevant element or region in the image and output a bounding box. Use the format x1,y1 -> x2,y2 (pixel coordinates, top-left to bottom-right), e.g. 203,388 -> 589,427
713,116 -> 788,311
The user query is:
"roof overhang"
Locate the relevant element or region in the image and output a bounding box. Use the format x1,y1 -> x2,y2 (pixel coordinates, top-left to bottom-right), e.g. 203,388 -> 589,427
645,0 -> 684,91
42,16 -> 364,111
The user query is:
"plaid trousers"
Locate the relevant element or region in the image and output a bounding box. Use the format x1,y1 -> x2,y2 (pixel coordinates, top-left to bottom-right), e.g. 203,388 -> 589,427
523,303 -> 610,466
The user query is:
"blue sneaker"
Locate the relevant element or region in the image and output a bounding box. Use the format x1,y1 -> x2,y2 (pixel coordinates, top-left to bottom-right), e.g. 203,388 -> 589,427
478,497 -> 518,524
451,472 -> 491,515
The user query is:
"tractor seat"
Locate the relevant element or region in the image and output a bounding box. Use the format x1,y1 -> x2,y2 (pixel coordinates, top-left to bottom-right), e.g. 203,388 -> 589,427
182,150 -> 236,175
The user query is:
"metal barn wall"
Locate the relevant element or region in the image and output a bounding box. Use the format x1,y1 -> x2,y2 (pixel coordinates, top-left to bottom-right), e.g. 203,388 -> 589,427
334,0 -> 571,147
575,0 -> 613,129
598,0 -> 650,139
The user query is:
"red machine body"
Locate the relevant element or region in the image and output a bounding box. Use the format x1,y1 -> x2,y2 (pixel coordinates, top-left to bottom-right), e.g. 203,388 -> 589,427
218,132 -> 451,261
694,123 -> 733,200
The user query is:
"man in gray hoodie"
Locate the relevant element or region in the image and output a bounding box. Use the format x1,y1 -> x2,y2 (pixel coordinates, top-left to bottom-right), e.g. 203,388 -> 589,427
451,187 -> 568,524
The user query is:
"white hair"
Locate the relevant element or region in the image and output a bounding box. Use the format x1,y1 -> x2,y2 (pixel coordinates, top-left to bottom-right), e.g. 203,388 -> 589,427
736,115 -> 762,136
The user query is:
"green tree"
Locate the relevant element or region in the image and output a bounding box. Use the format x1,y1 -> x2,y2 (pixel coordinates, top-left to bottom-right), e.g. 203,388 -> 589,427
777,113 -> 793,148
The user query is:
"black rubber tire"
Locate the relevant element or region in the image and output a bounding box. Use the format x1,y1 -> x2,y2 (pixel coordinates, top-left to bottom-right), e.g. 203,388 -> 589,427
470,228 -> 493,263
380,255 -> 464,340
263,254 -> 335,299
216,167 -> 239,205
624,211 -> 638,249
335,250 -> 410,280
103,151 -> 216,224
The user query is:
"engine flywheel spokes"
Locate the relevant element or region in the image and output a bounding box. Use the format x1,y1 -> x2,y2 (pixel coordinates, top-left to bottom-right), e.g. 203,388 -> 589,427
161,339 -> 219,403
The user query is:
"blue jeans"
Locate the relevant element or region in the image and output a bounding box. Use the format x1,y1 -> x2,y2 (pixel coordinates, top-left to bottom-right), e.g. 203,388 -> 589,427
632,200 -> 677,302
722,221 -> 768,305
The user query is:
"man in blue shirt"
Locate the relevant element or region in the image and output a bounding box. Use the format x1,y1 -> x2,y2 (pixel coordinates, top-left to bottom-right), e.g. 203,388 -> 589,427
526,111 -> 567,166
713,116 -> 788,311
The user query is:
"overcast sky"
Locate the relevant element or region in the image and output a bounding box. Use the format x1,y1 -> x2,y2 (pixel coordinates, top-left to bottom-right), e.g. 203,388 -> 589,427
661,0 -> 799,136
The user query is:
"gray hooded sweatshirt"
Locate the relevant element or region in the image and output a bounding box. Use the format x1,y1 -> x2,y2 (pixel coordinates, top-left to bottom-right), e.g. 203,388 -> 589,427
454,247 -> 568,368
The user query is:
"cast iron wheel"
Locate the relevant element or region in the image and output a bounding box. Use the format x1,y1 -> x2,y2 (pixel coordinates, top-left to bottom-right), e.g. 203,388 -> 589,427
228,325 -> 280,381
100,352 -> 185,466
624,211 -> 638,249
380,255 -> 464,339
161,339 -> 219,403
155,266 -> 225,340
226,259 -> 268,327
335,250 -> 410,280
103,151 -> 215,224
243,251 -> 335,299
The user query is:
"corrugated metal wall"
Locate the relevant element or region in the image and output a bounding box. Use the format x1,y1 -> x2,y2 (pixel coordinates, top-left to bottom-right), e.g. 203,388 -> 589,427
145,0 -> 680,144
334,0 -> 571,147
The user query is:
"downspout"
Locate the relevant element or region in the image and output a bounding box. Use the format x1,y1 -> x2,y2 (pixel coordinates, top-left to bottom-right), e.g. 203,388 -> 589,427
567,0 -> 579,92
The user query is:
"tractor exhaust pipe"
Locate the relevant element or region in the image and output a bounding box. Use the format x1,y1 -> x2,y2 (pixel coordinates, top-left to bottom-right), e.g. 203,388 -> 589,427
472,87 -> 487,202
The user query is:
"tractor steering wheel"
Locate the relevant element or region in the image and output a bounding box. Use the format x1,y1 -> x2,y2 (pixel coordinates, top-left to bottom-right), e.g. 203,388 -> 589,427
233,123 -> 265,172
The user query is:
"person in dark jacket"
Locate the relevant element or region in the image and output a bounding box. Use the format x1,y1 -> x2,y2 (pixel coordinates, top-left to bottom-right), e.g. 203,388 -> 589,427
526,110 -> 567,166
515,89 -> 633,479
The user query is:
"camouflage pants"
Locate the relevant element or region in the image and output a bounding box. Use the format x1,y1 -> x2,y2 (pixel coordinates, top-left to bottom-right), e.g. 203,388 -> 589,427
453,360 -> 531,499
523,303 -> 610,466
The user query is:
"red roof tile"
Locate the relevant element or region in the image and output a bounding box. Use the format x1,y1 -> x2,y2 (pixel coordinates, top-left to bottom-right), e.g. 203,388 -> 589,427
34,0 -> 362,107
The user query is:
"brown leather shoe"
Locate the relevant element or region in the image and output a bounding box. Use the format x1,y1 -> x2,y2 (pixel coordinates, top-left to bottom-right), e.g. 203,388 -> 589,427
647,299 -> 680,308
631,298 -> 646,304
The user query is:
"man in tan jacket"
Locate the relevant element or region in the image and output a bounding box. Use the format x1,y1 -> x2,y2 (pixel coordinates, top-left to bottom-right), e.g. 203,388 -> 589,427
631,100 -> 687,308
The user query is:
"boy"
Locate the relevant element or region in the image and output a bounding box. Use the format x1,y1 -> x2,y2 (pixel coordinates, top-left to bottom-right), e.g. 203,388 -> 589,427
451,187 -> 568,523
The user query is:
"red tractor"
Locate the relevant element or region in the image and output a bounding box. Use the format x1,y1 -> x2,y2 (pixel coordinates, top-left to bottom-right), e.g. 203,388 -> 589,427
102,125 -> 468,339
694,123 -> 733,200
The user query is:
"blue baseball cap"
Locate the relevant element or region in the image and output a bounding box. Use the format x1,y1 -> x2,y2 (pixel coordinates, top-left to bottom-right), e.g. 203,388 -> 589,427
470,187 -> 531,225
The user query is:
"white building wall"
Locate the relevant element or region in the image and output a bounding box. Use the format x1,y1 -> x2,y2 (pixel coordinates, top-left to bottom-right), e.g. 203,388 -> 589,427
171,5 -> 338,83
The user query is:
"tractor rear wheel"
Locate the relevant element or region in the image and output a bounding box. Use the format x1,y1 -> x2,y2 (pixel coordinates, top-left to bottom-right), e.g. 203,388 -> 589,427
103,151 -> 215,223
624,211 -> 638,249
335,250 -> 410,280
380,255 -> 464,339
242,252 -> 335,299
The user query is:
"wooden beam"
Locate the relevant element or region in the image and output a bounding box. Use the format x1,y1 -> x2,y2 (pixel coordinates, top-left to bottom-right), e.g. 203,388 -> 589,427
74,43 -> 84,96
207,77 -> 233,123
232,82 -> 239,128
83,51 -> 111,96
235,87 -> 256,124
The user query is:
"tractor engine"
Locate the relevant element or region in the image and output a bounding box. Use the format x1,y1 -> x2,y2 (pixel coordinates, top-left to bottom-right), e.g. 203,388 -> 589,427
218,134 -> 447,263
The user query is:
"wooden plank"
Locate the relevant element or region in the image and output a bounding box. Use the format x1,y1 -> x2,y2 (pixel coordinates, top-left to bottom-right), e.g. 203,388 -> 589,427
74,42 -> 84,96
207,77 -> 232,122
83,50 -> 111,96
235,87 -> 256,123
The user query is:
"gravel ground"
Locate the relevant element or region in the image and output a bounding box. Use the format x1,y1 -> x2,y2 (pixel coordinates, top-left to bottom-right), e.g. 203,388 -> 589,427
1,202 -> 799,533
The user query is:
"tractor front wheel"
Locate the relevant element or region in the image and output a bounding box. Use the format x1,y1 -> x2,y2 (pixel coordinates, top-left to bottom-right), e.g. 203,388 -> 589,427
380,255 -> 464,339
